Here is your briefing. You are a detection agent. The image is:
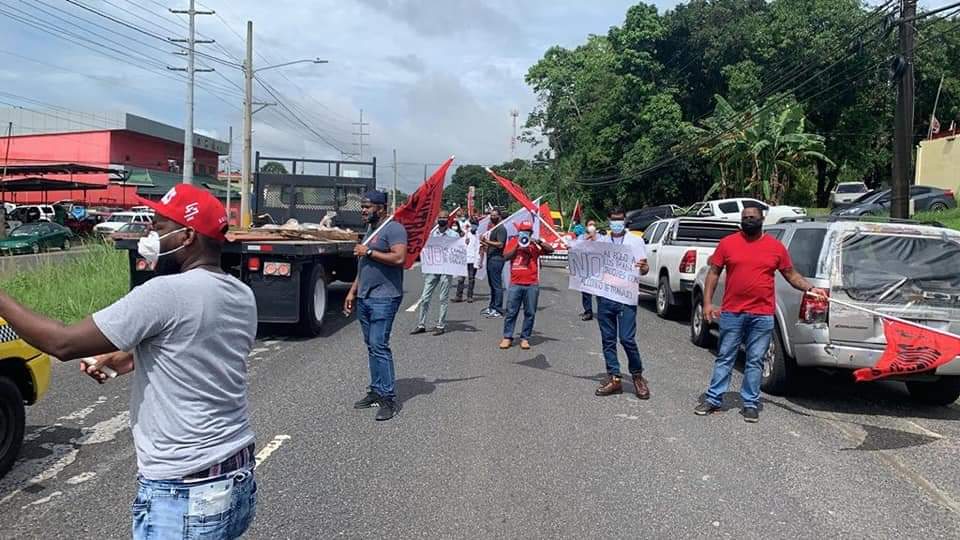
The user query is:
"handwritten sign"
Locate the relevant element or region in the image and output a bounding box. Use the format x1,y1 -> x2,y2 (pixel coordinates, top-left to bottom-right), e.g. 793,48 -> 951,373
420,235 -> 468,277
567,240 -> 640,305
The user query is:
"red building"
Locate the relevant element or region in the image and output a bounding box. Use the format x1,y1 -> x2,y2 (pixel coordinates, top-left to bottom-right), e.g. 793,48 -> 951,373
0,110 -> 229,207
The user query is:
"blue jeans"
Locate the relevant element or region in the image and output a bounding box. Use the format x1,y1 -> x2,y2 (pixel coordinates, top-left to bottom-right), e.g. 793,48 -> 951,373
486,257 -> 505,313
705,312 -> 775,409
132,468 -> 256,539
502,284 -> 539,340
358,296 -> 402,399
597,297 -> 643,376
581,292 -> 594,315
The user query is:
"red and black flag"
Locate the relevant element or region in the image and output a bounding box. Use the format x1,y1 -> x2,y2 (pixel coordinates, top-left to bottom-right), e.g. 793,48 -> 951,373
854,319 -> 960,382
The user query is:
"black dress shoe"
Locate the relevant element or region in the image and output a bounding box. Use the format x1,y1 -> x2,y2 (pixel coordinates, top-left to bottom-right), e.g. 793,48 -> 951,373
433,327 -> 445,336
376,399 -> 400,421
410,327 -> 426,335
580,312 -> 593,321
353,392 -> 381,409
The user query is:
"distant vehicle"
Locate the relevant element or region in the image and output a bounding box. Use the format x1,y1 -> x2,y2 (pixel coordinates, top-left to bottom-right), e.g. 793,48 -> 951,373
7,205 -> 55,224
831,186 -> 957,216
93,212 -> 153,235
687,198 -> 806,224
830,182 -> 869,208
0,222 -> 74,255
109,221 -> 150,242
691,217 -> 960,405
638,218 -> 741,318
130,205 -> 155,214
627,205 -> 682,233
0,317 -> 50,477
64,216 -> 98,237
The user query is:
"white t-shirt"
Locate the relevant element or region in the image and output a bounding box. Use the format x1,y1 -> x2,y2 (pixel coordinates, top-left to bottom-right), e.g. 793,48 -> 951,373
599,232 -> 648,261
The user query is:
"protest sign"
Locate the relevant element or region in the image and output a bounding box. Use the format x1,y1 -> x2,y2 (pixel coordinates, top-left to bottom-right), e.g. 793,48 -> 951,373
420,235 -> 468,277
567,240 -> 640,305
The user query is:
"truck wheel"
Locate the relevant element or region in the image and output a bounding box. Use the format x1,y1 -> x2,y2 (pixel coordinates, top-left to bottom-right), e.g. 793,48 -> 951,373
906,377 -> 960,406
298,264 -> 328,336
656,276 -> 678,319
690,291 -> 714,348
0,376 -> 25,478
760,326 -> 797,396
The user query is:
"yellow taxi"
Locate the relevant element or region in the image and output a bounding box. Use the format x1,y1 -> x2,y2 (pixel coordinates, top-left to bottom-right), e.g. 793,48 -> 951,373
0,317 -> 51,477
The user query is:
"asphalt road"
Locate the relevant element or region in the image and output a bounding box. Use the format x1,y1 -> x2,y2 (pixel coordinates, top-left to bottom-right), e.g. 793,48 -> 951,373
3,268 -> 960,538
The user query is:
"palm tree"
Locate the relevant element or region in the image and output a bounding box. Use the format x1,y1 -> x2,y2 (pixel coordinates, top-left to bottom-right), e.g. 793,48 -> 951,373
698,96 -> 835,204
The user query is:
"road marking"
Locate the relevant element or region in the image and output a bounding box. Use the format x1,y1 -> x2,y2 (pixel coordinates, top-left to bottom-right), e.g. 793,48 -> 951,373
255,435 -> 291,469
65,472 -> 97,485
21,491 -> 61,510
904,420 -> 944,440
614,413 -> 639,421
0,411 -> 129,506
405,299 -> 421,312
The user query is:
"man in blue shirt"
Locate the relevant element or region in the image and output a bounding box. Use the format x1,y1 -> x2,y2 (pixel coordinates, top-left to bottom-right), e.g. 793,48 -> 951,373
345,191 -> 408,421
412,209 -> 460,336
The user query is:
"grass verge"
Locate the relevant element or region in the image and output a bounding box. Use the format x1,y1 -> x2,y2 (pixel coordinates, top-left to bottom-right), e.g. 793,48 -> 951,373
0,243 -> 129,323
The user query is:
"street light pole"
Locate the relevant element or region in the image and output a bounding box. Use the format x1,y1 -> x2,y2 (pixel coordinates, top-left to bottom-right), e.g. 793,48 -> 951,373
240,19 -> 328,228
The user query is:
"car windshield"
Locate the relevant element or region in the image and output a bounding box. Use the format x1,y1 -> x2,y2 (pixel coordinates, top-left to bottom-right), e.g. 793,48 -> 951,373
837,184 -> 866,194
119,223 -> 146,232
10,224 -> 43,237
840,232 -> 960,308
107,214 -> 135,223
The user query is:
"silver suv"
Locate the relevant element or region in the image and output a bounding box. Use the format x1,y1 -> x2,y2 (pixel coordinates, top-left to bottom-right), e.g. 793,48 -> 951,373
690,218 -> 960,405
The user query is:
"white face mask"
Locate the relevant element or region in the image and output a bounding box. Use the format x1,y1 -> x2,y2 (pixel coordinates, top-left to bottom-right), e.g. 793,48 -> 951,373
137,228 -> 187,264
586,225 -> 597,234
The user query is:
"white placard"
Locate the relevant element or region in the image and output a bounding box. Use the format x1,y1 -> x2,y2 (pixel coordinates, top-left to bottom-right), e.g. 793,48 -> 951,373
420,235 -> 468,277
567,240 -> 640,305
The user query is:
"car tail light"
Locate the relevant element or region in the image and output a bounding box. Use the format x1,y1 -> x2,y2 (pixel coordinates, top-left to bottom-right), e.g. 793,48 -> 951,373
679,250 -> 697,274
247,256 -> 261,272
945,189 -> 955,200
799,289 -> 830,324
263,261 -> 291,277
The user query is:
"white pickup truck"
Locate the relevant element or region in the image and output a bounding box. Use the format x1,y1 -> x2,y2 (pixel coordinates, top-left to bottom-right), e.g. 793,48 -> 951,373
638,218 -> 741,318
687,197 -> 806,224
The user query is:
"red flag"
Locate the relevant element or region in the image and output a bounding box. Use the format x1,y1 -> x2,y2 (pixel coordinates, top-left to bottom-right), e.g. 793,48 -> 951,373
538,202 -> 560,244
487,169 -> 537,211
394,157 -> 454,268
853,319 -> 960,382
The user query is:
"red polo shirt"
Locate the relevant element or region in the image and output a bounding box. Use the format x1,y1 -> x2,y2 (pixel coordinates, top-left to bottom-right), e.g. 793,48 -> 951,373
708,232 -> 793,315
505,238 -> 542,285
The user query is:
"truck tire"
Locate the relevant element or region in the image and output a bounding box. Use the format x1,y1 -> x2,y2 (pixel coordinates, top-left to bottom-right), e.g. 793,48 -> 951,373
656,275 -> 679,319
906,377 -> 960,406
690,291 -> 714,348
760,326 -> 797,396
0,376 -> 25,478
298,264 -> 328,336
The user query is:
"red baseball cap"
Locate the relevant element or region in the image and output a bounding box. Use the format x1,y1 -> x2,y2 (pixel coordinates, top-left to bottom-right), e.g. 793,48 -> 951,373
137,184 -> 228,242
517,221 -> 534,232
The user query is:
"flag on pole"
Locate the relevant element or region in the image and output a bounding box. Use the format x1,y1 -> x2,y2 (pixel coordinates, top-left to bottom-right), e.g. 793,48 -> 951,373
394,157 -> 454,268
853,318 -> 960,382
931,115 -> 941,136
467,186 -> 475,217
486,168 -> 538,211
538,202 -> 560,245
498,197 -> 543,238
570,199 -> 582,229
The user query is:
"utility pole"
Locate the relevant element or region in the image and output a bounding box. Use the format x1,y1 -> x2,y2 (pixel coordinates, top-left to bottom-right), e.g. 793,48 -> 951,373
0,121 -> 10,239
891,0 -> 916,219
927,75 -> 945,139
352,109 -> 370,160
510,109 -> 519,161
392,149 -> 398,212
170,0 -> 214,185
225,125 -> 232,223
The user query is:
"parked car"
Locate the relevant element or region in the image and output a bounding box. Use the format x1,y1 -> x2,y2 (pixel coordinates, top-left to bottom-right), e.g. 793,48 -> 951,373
690,217 -> 960,405
64,216 -> 99,237
130,205 -> 155,215
0,317 -> 51,477
109,221 -> 150,242
0,222 -> 75,255
687,198 -> 806,224
627,205 -> 683,233
7,205 -> 55,224
638,218 -> 741,318
830,182 -> 869,208
93,212 -> 152,236
831,186 -> 956,216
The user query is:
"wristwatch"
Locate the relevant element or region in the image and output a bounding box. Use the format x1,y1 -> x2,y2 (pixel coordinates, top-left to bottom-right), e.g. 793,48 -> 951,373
365,249 -> 374,259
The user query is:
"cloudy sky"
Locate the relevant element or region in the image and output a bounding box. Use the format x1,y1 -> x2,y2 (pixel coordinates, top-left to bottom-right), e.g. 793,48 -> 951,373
0,0 -> 952,193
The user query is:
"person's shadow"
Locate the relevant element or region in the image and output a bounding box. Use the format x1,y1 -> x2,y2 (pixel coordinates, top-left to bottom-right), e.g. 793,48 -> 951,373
396,376 -> 483,406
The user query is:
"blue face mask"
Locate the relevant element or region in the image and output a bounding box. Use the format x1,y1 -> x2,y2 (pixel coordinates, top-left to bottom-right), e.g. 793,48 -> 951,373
609,220 -> 625,234
518,231 -> 532,242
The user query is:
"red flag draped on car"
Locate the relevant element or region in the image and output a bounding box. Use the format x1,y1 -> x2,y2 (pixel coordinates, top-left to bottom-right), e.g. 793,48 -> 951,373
393,157 -> 454,268
853,318 -> 960,382
486,168 -> 538,211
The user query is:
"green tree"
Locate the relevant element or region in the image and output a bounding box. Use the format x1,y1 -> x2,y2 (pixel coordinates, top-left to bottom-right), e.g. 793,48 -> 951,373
260,161 -> 288,174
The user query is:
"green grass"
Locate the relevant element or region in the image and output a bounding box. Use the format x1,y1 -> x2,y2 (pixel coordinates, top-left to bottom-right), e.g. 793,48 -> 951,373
0,243 -> 129,323
806,207 -> 960,231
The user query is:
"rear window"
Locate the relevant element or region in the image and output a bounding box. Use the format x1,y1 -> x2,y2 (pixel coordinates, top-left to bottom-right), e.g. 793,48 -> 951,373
787,229 -> 827,277
839,233 -> 960,307
836,183 -> 865,194
718,201 -> 740,214
674,222 -> 740,243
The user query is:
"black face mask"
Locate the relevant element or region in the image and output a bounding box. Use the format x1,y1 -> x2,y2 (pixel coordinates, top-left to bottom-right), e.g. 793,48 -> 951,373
437,219 -> 448,228
366,208 -> 381,224
490,215 -> 500,224
741,218 -> 763,235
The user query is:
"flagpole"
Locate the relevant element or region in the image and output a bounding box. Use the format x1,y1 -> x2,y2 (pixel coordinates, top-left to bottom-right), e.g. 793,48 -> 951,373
814,293 -> 960,341
532,209 -> 569,248
928,74 -> 945,139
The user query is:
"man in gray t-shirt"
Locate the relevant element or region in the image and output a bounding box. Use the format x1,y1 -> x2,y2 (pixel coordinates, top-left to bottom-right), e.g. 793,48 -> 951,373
345,190 -> 408,422
0,184 -> 259,539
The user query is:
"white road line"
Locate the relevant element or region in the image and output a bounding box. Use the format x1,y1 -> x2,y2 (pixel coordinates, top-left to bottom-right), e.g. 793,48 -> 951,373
255,435 -> 291,469
904,420 -> 944,440
21,491 -> 61,510
405,299 -> 421,313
